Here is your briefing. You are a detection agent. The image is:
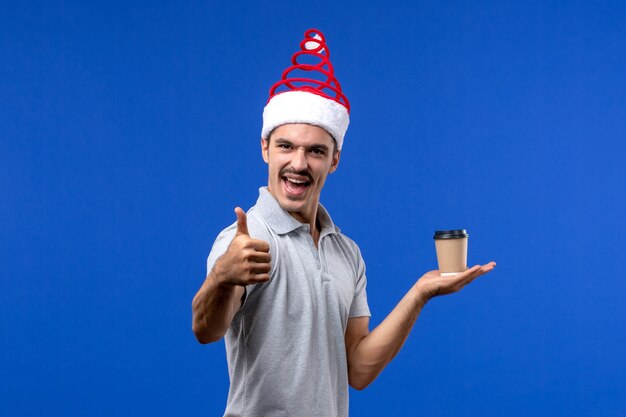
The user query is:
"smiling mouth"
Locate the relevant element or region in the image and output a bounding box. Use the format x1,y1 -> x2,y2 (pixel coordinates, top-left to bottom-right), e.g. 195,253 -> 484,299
282,175 -> 311,196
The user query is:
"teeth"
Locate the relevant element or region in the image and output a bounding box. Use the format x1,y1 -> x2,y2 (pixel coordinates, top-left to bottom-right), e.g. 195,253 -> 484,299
286,178 -> 306,184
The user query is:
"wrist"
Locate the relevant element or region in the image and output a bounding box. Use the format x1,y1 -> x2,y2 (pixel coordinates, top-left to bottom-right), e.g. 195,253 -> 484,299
410,281 -> 430,308
210,259 -> 237,291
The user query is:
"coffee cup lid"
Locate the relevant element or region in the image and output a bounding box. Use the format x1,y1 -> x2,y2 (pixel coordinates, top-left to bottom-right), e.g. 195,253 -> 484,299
433,229 -> 468,239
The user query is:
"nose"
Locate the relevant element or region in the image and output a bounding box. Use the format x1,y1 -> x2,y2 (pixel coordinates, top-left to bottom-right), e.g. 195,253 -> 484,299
289,148 -> 308,171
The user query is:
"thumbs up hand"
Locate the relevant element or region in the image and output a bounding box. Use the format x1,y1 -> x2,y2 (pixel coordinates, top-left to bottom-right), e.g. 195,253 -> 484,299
235,207 -> 250,236
214,207 -> 272,287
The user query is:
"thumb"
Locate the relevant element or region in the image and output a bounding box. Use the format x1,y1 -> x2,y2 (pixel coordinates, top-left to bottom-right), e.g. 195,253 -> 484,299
234,207 -> 249,236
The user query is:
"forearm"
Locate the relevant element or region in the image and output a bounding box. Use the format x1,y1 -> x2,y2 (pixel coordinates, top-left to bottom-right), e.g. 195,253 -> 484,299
192,264 -> 241,344
349,284 -> 427,389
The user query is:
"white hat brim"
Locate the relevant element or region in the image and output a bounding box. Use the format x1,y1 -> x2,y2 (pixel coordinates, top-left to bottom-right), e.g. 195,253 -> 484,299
262,91 -> 349,150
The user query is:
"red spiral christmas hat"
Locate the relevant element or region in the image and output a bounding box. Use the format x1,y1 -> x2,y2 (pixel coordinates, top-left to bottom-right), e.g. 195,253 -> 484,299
262,29 -> 350,150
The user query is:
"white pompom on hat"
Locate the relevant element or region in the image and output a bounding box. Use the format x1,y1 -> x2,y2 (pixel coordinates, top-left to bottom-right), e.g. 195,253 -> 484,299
261,29 -> 350,150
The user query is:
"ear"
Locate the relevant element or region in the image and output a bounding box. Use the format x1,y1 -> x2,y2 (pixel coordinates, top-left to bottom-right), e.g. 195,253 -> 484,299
329,150 -> 341,173
261,138 -> 269,164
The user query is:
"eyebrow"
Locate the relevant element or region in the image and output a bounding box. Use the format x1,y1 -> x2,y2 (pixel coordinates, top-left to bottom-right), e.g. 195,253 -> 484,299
274,138 -> 330,153
274,138 -> 292,145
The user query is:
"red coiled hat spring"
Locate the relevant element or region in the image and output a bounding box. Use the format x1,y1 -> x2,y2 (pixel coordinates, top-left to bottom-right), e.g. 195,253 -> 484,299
262,29 -> 350,150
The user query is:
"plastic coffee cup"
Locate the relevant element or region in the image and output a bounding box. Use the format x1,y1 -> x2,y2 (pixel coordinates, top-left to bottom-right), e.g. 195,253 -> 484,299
434,230 -> 468,276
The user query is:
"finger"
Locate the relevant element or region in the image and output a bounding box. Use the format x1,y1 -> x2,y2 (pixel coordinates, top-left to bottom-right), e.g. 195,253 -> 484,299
251,273 -> 271,283
448,265 -> 480,281
464,263 -> 495,284
235,207 -> 249,236
248,251 -> 271,263
474,262 -> 495,276
248,239 -> 270,252
455,265 -> 482,284
250,262 -> 272,274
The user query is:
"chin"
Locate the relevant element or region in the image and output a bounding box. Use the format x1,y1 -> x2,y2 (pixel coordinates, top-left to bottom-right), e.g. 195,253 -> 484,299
278,198 -> 304,212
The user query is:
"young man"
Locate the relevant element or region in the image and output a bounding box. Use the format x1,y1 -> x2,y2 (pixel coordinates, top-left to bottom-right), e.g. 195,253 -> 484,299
192,29 -> 495,417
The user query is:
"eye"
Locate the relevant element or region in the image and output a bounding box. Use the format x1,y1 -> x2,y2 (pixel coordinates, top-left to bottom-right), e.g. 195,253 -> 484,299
277,143 -> 291,149
310,148 -> 326,156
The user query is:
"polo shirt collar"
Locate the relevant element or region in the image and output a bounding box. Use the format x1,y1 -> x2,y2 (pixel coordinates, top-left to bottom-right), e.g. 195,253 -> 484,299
256,187 -> 340,236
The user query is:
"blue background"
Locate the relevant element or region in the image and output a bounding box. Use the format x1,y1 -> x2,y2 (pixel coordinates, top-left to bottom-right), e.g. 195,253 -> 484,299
2,1 -> 625,416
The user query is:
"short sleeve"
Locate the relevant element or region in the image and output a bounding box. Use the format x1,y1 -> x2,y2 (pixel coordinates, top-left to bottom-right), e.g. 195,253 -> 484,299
206,226 -> 237,277
349,246 -> 370,318
205,211 -> 275,309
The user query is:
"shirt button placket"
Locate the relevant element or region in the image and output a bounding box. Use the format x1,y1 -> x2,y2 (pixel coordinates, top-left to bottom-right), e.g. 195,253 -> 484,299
302,225 -> 321,270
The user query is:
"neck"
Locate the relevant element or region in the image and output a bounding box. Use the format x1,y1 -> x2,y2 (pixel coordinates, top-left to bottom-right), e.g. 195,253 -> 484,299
288,207 -> 320,246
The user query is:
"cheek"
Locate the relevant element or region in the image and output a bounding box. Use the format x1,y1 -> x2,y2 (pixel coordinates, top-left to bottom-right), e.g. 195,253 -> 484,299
270,155 -> 290,169
313,168 -> 330,184
267,159 -> 284,177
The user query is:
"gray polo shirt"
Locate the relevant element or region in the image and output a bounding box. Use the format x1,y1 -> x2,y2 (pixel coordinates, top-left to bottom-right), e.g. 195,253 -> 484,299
206,187 -> 370,417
